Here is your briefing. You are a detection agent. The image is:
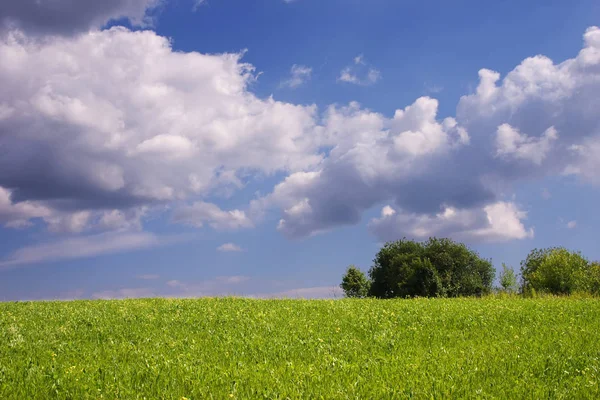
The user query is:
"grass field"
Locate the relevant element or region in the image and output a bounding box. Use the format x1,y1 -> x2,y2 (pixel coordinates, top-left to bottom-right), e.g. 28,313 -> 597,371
1,297 -> 599,399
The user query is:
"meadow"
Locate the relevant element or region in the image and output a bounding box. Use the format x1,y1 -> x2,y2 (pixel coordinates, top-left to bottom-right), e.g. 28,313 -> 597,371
1,297 -> 599,399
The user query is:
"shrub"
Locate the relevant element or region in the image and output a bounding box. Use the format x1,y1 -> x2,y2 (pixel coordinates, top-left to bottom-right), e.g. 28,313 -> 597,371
521,247 -> 594,295
340,265 -> 370,298
368,237 -> 494,298
498,263 -> 518,293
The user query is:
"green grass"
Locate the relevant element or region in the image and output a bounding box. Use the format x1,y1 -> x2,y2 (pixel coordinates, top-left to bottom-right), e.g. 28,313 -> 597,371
1,297 -> 599,399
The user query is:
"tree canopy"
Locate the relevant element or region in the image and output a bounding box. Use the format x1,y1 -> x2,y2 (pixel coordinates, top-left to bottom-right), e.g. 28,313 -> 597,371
368,237 -> 494,298
340,265 -> 370,298
521,247 -> 600,295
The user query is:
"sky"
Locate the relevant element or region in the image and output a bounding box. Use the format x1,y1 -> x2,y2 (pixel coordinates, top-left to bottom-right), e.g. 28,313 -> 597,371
1,0 -> 600,300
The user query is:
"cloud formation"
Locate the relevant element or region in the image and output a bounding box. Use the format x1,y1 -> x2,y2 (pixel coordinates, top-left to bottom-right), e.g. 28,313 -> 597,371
0,0 -> 161,36
1,22 -> 600,249
0,27 -> 320,233
258,97 -> 476,238
173,202 -> 253,231
369,202 -> 534,243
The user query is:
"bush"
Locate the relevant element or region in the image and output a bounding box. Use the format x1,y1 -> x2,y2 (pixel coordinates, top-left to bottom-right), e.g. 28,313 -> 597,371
368,237 -> 495,298
521,247 -> 595,295
498,263 -> 518,293
340,265 -> 370,298
590,262 -> 600,295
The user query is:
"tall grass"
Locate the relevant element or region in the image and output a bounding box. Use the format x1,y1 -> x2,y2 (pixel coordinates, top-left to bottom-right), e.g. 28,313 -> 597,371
1,297 -> 599,399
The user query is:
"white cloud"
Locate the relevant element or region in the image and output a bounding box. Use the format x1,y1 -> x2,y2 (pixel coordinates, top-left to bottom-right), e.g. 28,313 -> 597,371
567,220 -> 577,229
97,208 -> 146,232
369,201 -> 534,243
565,137 -> 600,184
1,23 -> 600,247
281,64 -> 312,88
458,26 -> 600,181
0,27 -> 321,232
173,202 -> 253,230
217,243 -> 243,252
257,96 -> 475,238
0,186 -> 52,228
46,211 -> 92,233
0,232 -> 181,269
338,55 -> 381,86
495,124 -> 558,165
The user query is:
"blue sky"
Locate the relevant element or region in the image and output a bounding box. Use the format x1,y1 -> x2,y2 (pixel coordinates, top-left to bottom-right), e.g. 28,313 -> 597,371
1,0 -> 599,300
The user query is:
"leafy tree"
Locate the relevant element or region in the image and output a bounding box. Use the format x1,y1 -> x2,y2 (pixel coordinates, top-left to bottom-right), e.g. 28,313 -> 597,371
340,265 -> 370,298
498,263 -> 518,293
368,237 -> 494,298
521,247 -> 590,295
589,262 -> 600,295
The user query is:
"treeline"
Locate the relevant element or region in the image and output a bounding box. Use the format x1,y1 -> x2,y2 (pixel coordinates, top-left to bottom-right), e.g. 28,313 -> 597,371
340,237 -> 600,298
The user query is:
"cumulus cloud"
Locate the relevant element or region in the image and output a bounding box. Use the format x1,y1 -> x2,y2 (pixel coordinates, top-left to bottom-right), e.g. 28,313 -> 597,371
495,124 -> 558,165
369,202 -> 534,243
457,26 -> 600,181
2,22 -> 600,248
338,55 -> 381,86
260,24 -> 600,241
0,27 -> 320,233
281,64 -> 312,88
217,243 -> 243,252
0,0 -> 162,37
257,97 -> 476,238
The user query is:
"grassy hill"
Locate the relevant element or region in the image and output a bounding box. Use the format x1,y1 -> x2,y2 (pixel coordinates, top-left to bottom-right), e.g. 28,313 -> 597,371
1,297 -> 599,399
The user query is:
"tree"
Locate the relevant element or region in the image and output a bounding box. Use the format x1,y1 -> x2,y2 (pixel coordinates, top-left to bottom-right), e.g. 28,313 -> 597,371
521,247 -> 590,295
498,263 -> 518,293
340,265 -> 370,298
589,262 -> 600,295
368,237 -> 495,298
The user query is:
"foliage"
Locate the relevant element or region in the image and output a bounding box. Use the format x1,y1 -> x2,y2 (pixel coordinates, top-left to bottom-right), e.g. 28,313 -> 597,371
340,265 -> 370,298
590,262 -> 600,295
521,247 -> 596,295
1,298 -> 600,398
368,237 -> 495,298
499,263 -> 518,293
